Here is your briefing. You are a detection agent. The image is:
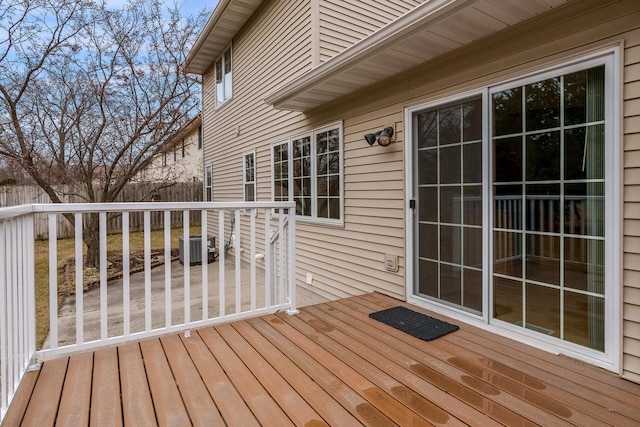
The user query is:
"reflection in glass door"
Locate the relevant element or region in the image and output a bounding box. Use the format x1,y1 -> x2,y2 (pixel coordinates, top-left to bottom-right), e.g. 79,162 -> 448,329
414,97 -> 483,314
491,65 -> 606,351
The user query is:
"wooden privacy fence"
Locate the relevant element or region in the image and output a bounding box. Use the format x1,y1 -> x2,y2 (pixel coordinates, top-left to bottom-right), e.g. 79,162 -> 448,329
0,182 -> 203,239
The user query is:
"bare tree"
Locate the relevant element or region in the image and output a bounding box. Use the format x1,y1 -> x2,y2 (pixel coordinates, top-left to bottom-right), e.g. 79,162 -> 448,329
0,0 -> 207,266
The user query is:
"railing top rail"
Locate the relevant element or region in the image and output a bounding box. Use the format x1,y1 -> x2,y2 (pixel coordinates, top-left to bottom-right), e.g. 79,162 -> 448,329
0,204 -> 35,220
0,201 -> 295,217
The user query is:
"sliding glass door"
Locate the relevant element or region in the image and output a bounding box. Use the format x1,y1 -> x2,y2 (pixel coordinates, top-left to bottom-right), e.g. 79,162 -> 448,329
414,96 -> 484,314
491,64 -> 606,351
411,52 -> 615,356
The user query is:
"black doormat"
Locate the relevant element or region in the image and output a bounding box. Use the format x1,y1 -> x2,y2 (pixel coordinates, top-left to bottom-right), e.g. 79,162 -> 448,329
369,306 -> 459,341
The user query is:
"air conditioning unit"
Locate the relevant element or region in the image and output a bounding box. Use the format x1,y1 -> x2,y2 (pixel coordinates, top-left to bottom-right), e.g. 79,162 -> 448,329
179,235 -> 218,266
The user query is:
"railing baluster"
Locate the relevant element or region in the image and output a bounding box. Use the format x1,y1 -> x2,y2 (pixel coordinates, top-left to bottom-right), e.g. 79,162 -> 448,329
48,215 -> 58,349
183,210 -> 190,327
25,214 -> 36,365
235,210 -> 241,314
123,212 -> 130,336
100,212 -> 108,340
278,211 -> 285,306
17,218 -> 24,370
218,210 -> 225,317
144,211 -> 151,332
287,209 -> 297,315
74,213 -> 84,344
14,218 -> 25,370
11,221 -> 18,385
164,210 -> 171,328
201,210 -> 208,320
0,221 -> 7,414
250,209 -> 256,312
264,210 -> 271,308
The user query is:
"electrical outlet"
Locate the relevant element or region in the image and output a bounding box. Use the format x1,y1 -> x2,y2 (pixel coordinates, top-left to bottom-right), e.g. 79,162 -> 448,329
305,273 -> 313,285
384,254 -> 398,272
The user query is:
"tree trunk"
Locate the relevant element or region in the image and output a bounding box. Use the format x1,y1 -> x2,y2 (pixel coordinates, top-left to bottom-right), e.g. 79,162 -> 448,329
83,213 -> 100,268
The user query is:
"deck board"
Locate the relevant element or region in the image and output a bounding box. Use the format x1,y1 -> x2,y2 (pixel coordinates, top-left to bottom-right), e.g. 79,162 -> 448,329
118,342 -> 156,426
20,356 -> 67,426
198,326 -> 294,426
159,334 -> 224,427
139,339 -> 191,426
361,292 -> 640,423
56,352 -> 93,426
9,293 -> 640,426
90,346 -> 122,427
179,331 -> 259,426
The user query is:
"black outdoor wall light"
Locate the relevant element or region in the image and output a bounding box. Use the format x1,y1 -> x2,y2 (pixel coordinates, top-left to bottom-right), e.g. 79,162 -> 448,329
364,126 -> 395,147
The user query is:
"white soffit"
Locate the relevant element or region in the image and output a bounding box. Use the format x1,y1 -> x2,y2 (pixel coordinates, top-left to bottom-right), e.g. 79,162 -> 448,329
266,0 -> 572,112
185,0 -> 263,75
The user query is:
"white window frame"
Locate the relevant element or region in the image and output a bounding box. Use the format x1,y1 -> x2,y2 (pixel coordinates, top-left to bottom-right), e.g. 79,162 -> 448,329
205,164 -> 213,201
271,140 -> 291,204
270,122 -> 344,225
404,47 -> 620,372
215,45 -> 233,107
243,150 -> 256,202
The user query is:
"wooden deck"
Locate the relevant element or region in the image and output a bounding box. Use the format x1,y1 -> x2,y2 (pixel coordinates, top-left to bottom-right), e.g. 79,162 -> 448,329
5,293 -> 640,426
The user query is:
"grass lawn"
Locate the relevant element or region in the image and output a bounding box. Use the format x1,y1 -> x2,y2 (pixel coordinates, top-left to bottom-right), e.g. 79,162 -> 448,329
34,225 -> 201,349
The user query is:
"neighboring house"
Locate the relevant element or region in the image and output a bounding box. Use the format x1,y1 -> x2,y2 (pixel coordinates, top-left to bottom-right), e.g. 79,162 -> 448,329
185,0 -> 640,383
133,114 -> 204,183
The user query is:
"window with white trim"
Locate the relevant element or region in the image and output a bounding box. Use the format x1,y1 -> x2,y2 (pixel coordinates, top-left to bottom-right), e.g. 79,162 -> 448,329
271,123 -> 343,223
205,164 -> 212,201
215,46 -> 232,106
272,141 -> 289,203
243,150 -> 256,202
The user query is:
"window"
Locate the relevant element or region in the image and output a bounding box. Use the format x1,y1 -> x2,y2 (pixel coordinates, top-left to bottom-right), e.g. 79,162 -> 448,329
205,165 -> 212,201
243,151 -> 256,202
181,139 -> 185,157
272,142 -> 289,203
198,125 -> 202,149
271,123 -> 343,223
215,46 -> 232,106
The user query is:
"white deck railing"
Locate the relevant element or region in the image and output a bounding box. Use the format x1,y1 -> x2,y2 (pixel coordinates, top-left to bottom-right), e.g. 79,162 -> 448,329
0,201 -> 296,420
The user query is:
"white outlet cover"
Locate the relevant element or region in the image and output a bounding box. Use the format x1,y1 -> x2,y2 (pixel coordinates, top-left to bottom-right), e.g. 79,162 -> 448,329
305,273 -> 313,284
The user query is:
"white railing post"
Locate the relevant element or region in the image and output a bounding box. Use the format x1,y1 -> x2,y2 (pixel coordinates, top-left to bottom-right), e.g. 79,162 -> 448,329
163,210 -> 171,328
74,213 -> 84,344
218,210 -> 225,317
99,212 -> 108,340
234,209 -> 241,314
0,221 -> 7,416
48,215 -> 58,349
183,210 -> 190,329
286,208 -> 298,315
144,211 -> 151,332
250,209 -> 256,312
25,214 -> 35,363
264,211 -> 271,307
201,210 -> 208,320
123,212 -> 131,336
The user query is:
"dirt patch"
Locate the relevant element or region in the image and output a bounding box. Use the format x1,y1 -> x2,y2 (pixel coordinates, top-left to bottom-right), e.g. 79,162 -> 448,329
58,249 -> 179,296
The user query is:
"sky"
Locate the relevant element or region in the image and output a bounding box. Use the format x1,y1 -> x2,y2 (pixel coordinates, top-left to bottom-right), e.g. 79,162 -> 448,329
103,0 -> 217,19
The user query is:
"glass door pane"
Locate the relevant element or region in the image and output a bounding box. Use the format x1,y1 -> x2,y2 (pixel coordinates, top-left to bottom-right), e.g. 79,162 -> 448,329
491,65 -> 606,351
414,97 -> 483,314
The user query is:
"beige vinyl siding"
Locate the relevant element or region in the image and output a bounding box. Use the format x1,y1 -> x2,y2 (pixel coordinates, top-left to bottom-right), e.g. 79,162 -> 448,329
300,0 -> 640,378
200,0 -> 640,379
317,0 -> 424,63
625,27 -> 640,382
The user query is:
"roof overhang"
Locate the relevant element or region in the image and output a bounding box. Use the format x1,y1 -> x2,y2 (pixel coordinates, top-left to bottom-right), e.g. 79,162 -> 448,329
184,0 -> 263,75
265,0 -> 572,112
